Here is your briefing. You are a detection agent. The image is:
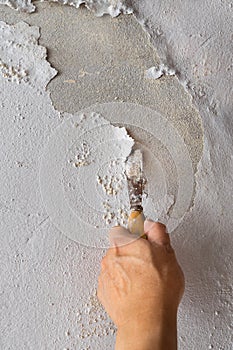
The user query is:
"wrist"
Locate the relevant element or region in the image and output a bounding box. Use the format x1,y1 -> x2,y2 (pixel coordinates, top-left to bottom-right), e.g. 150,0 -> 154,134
115,309 -> 177,350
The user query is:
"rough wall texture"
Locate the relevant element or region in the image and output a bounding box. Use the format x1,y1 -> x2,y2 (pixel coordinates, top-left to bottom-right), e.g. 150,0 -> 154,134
0,1 -> 232,349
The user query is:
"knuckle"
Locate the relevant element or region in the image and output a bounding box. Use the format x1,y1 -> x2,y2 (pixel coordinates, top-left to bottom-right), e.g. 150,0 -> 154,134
136,239 -> 154,260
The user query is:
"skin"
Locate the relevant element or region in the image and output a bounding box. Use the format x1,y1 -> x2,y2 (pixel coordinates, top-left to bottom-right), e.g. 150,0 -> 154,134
97,219 -> 185,350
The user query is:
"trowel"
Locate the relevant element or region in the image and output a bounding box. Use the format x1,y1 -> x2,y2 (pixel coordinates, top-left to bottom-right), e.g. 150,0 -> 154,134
125,149 -> 147,239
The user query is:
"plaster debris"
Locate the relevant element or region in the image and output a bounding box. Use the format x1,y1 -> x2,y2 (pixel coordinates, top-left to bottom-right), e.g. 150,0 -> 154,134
97,174 -> 124,196
0,1 -> 232,348
102,201 -> 128,226
82,102 -> 195,236
45,100 -> 191,242
0,21 -> 57,91
77,289 -> 116,339
0,0 -> 35,12
145,64 -> 176,80
40,109 -> 135,246
0,59 -> 28,83
0,0 -> 133,16
69,142 -> 91,167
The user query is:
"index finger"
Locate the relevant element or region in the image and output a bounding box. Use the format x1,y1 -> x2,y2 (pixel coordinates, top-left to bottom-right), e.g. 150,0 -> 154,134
144,220 -> 171,246
109,226 -> 140,248
107,225 -> 144,257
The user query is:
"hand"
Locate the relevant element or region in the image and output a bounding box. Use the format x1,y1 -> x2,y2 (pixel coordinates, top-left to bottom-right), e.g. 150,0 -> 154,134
97,220 -> 185,350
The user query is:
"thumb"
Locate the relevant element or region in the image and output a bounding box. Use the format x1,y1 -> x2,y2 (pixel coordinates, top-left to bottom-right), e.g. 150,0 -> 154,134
109,226 -> 140,248
144,219 -> 171,246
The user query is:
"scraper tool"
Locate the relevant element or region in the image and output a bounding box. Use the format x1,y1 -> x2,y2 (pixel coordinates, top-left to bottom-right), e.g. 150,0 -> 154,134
125,149 -> 147,239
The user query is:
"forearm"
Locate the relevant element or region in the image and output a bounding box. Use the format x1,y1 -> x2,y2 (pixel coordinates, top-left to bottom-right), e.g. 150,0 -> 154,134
115,312 -> 177,350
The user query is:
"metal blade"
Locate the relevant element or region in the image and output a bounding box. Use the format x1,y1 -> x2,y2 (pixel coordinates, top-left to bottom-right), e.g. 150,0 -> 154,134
125,149 -> 145,211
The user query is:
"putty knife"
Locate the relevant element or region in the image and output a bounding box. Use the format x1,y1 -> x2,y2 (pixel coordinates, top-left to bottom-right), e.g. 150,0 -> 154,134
125,149 -> 147,238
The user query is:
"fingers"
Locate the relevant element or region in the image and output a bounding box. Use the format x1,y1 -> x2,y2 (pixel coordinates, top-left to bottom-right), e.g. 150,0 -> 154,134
109,225 -> 140,249
107,220 -> 172,257
144,219 -> 171,246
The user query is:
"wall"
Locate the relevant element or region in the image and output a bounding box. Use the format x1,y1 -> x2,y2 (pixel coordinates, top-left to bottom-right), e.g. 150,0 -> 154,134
0,1 -> 232,349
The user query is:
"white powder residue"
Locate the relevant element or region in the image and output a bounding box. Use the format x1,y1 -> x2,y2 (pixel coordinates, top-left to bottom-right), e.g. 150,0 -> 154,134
145,64 -> 176,80
0,0 -> 133,17
0,21 -> 57,91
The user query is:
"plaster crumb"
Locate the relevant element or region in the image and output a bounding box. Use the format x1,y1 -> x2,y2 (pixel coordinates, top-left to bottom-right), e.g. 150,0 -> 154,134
97,173 -> 124,195
0,0 -> 133,17
76,289 -> 116,339
70,142 -> 91,167
102,201 -> 128,226
0,59 -> 28,83
145,64 -> 176,80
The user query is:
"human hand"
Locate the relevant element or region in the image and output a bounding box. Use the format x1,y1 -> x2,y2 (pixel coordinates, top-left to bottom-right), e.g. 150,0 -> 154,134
97,220 -> 185,350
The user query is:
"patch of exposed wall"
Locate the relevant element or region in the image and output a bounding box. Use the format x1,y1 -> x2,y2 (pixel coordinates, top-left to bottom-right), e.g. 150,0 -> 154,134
0,20 -> 115,349
0,18 -> 197,348
130,2 -> 233,349
39,102 -> 195,247
39,110 -> 134,247
1,5 -> 202,171
0,0 -> 132,16
0,1 -> 232,349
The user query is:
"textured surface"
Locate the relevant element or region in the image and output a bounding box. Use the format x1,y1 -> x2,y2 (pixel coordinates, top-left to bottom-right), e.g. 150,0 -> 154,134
0,2 -> 232,350
0,0 -> 133,16
0,20 -> 116,350
132,2 -> 233,349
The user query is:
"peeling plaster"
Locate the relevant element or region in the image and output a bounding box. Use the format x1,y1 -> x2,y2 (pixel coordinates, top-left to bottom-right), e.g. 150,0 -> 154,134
0,1 -> 232,349
145,64 -> 176,80
0,0 -> 132,16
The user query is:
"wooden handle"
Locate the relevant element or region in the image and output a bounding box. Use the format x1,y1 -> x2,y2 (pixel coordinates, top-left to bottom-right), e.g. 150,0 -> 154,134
128,210 -> 146,238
